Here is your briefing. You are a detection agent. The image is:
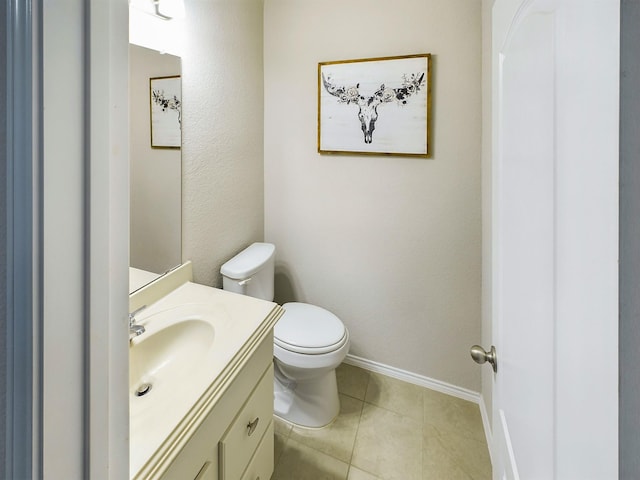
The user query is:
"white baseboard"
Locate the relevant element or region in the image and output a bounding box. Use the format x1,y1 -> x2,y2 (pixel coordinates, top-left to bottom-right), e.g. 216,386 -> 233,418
478,393 -> 494,465
343,354 -> 481,404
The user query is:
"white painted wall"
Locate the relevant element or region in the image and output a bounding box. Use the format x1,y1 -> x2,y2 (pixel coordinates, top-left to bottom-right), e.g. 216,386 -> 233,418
181,0 -> 265,286
129,45 -> 182,274
264,0 -> 483,390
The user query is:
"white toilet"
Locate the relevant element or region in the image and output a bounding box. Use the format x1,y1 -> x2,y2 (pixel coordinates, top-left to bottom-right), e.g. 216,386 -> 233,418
221,242 -> 350,428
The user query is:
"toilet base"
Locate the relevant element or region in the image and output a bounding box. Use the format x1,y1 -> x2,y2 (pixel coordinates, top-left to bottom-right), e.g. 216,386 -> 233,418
273,364 -> 340,428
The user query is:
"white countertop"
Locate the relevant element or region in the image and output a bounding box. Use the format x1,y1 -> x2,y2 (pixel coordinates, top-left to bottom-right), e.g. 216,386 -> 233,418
129,267 -> 161,292
129,281 -> 281,478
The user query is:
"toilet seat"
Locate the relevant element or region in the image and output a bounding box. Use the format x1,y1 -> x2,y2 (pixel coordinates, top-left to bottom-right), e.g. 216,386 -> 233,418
275,302 -> 348,355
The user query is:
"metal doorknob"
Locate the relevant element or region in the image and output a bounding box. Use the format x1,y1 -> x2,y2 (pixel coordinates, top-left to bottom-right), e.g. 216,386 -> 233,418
470,345 -> 498,373
247,417 -> 260,436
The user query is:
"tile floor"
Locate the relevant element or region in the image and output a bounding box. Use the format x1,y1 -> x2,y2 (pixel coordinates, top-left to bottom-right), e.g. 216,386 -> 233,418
271,363 -> 492,480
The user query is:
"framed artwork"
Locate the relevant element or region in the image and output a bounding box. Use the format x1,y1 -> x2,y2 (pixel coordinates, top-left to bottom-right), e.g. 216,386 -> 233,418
318,53 -> 431,157
150,75 -> 182,148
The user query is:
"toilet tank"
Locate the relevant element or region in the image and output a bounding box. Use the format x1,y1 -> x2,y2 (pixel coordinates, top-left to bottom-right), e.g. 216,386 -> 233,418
220,243 -> 275,301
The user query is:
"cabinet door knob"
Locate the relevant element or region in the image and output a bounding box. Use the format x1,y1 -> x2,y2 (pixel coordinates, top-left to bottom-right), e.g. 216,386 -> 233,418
247,417 -> 260,436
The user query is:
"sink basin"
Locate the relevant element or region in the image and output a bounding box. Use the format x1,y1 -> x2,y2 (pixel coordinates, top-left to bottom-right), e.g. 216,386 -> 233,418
128,303 -> 229,400
129,317 -> 215,396
129,282 -> 281,478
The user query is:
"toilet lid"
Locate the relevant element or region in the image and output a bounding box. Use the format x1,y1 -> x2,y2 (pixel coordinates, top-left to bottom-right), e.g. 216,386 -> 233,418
275,302 -> 347,354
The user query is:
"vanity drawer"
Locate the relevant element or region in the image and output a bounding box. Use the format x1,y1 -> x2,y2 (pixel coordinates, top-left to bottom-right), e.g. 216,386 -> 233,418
240,421 -> 274,480
219,364 -> 274,480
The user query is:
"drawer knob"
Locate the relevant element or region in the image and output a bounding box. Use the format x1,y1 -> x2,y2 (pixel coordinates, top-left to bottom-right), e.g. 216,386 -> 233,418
247,417 -> 260,436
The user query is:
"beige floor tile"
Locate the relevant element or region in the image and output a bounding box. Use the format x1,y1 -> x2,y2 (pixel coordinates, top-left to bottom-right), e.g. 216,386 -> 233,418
337,363 -> 370,400
351,403 -> 422,480
426,426 -> 491,480
289,394 -> 363,462
274,415 -> 293,437
423,429 -> 473,479
364,372 -> 424,422
274,432 -> 288,466
271,373 -> 490,480
347,466 -> 382,480
272,438 -> 350,480
273,416 -> 293,467
423,389 -> 485,442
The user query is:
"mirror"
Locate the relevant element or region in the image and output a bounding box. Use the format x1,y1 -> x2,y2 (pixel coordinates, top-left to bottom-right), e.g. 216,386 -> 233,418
129,44 -> 182,292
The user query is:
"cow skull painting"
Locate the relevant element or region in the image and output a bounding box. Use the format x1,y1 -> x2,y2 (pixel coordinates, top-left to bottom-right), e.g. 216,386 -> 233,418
318,54 -> 431,157
322,72 -> 426,144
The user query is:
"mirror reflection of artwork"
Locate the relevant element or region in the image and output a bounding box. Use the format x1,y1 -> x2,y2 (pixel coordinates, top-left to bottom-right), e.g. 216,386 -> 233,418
150,75 -> 182,148
130,45 -> 182,283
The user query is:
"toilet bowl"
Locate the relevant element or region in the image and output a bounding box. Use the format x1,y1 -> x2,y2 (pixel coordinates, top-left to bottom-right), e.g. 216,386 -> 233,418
221,243 -> 350,428
273,302 -> 350,427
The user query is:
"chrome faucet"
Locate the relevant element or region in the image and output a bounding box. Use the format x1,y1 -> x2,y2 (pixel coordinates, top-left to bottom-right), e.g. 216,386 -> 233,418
129,305 -> 147,341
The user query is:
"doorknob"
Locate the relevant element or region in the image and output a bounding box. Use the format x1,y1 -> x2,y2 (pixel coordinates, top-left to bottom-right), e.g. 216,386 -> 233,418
470,345 -> 498,373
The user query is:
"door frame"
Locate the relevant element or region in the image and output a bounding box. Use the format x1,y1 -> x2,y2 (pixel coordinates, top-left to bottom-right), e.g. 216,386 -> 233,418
3,0 -> 130,478
41,1 -> 130,477
3,0 -> 39,476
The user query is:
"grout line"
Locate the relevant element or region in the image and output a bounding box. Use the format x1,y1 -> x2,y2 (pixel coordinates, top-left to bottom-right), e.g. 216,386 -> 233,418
340,366 -> 368,475
429,427 -> 486,480
345,365 -> 425,480
346,396 -> 365,467
272,415 -> 294,476
357,373 -> 426,425
340,391 -> 366,402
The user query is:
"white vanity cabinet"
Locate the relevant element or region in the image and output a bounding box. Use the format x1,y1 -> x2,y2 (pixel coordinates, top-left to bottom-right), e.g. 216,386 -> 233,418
238,423 -> 274,480
156,335 -> 275,480
129,275 -> 283,480
219,363 -> 274,480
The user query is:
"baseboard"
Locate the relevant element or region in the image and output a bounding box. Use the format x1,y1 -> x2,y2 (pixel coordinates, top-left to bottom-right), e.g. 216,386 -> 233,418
343,354 -> 481,404
478,394 -> 494,465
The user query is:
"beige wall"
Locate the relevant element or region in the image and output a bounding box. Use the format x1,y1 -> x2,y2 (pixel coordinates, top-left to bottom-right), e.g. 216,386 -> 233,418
181,0 -> 265,286
264,0 -> 483,391
129,45 -> 182,274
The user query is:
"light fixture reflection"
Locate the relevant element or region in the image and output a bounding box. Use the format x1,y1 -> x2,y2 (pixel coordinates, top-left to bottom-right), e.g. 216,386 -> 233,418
129,0 -> 186,21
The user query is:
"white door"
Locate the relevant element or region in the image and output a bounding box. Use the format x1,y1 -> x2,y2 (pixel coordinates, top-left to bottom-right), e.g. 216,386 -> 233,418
489,0 -> 619,478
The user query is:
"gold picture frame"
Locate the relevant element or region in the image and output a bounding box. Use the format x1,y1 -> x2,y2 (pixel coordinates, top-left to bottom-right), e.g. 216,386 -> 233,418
318,53 -> 432,158
150,75 -> 182,149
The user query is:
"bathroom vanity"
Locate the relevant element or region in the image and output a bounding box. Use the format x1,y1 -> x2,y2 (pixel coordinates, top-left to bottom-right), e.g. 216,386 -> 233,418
129,264 -> 283,480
